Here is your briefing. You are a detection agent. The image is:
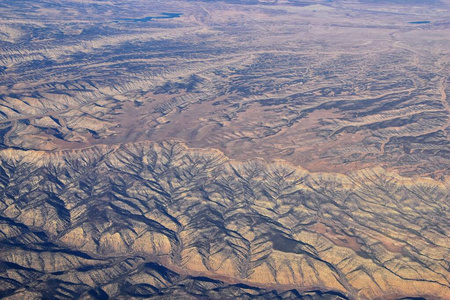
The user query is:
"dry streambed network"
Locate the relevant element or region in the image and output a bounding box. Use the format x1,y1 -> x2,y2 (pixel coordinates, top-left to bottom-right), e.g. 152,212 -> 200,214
0,0 -> 449,299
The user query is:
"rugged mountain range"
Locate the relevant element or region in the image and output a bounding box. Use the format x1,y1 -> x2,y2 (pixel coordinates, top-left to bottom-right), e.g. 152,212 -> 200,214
0,141 -> 448,299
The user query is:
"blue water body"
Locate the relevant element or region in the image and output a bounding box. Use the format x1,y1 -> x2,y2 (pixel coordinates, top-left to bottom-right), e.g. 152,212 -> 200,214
118,12 -> 182,23
408,21 -> 430,24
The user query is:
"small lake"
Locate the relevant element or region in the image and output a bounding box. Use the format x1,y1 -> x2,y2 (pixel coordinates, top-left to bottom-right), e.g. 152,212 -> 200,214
118,13 -> 182,23
408,21 -> 430,24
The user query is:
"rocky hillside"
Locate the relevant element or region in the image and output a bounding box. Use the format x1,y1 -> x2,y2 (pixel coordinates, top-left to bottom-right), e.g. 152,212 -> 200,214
0,141 -> 448,299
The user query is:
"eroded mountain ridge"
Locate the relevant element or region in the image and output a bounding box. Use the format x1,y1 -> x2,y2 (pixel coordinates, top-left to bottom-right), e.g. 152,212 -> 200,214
0,141 -> 448,299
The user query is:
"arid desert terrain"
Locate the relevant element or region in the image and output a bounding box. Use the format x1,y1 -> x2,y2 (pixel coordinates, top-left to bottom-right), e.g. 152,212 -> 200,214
0,0 -> 449,299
